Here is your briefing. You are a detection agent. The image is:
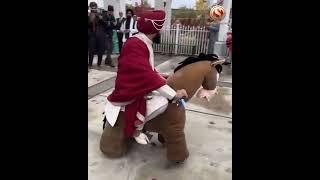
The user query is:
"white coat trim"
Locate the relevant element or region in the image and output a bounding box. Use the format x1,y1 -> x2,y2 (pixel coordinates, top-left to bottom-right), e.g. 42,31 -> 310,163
156,85 -> 176,100
133,33 -> 154,70
136,112 -> 145,122
109,99 -> 134,106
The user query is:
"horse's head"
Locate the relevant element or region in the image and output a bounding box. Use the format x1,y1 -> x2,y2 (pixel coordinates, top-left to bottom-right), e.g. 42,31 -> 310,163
173,53 -> 225,101
197,54 -> 225,100
202,56 -> 225,90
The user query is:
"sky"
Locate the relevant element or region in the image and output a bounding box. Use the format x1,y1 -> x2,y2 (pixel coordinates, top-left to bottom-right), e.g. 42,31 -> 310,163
171,0 -> 196,9
88,0 -> 197,9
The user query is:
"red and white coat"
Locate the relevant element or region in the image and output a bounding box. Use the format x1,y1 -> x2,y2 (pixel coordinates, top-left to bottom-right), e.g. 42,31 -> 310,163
106,33 -> 176,138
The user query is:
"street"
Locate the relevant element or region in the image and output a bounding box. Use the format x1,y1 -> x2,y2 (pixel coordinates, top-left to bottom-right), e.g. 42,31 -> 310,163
88,54 -> 232,180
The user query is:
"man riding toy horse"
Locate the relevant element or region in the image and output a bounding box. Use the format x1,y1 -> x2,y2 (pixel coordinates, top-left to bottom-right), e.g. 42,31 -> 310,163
100,10 -> 225,163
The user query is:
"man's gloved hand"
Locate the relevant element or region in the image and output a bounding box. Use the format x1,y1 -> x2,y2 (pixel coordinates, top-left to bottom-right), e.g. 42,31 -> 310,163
174,89 -> 188,101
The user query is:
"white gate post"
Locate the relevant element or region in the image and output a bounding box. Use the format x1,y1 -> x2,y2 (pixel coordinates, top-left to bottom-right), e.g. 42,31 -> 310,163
174,24 -> 180,55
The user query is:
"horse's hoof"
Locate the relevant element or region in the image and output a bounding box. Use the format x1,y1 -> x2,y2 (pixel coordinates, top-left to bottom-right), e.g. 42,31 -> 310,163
158,134 -> 165,144
99,123 -> 129,158
100,138 -> 129,158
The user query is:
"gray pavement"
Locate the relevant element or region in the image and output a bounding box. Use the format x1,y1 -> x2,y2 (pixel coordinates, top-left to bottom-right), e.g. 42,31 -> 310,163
88,54 -> 232,180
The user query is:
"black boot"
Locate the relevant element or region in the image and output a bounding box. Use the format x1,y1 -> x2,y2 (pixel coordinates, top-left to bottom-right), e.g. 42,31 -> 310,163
105,57 -> 115,67
88,53 -> 94,67
97,54 -> 103,66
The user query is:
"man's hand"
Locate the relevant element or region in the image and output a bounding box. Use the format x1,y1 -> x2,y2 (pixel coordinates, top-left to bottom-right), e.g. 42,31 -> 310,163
174,89 -> 188,100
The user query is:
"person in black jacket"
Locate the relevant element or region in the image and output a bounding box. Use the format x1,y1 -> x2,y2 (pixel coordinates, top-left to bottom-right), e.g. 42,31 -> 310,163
88,2 -> 106,67
103,5 -> 116,67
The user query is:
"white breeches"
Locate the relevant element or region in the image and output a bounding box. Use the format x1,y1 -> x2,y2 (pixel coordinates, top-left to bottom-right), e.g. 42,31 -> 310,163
120,92 -> 169,130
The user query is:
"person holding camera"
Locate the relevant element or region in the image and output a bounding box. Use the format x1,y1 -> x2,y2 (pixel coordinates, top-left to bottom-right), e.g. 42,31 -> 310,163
88,2 -> 106,67
103,5 -> 116,67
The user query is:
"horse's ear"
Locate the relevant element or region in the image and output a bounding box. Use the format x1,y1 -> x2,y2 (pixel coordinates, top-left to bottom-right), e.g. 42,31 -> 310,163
211,58 -> 225,66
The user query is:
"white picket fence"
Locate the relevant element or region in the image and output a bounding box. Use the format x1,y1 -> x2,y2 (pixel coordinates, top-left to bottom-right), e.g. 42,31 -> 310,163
153,24 -> 210,56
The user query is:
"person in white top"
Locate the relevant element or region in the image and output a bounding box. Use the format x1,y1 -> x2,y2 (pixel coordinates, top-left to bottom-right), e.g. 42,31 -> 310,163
116,12 -> 126,51
120,9 -> 138,44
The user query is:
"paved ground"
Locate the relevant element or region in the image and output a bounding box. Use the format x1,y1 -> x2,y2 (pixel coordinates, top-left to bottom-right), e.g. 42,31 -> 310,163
88,70 -> 116,87
88,54 -> 232,180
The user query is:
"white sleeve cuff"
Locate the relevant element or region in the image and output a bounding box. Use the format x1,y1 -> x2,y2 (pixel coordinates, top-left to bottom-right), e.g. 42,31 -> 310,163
159,73 -> 169,77
156,85 -> 176,100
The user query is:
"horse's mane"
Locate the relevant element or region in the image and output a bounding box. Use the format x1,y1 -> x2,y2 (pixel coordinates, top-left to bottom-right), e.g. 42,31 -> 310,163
173,53 -> 222,73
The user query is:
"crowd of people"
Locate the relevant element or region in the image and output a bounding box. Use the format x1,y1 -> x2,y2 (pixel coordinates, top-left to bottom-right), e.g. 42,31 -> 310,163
88,2 -> 138,68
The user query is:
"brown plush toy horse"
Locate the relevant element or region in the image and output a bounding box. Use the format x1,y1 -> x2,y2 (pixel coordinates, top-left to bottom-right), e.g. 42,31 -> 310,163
100,53 -> 224,162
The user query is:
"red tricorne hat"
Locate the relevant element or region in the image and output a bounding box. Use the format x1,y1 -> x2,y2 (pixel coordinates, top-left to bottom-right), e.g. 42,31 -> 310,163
137,10 -> 166,34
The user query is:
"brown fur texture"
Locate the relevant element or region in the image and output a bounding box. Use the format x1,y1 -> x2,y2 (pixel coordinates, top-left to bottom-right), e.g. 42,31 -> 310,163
100,60 -> 219,162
